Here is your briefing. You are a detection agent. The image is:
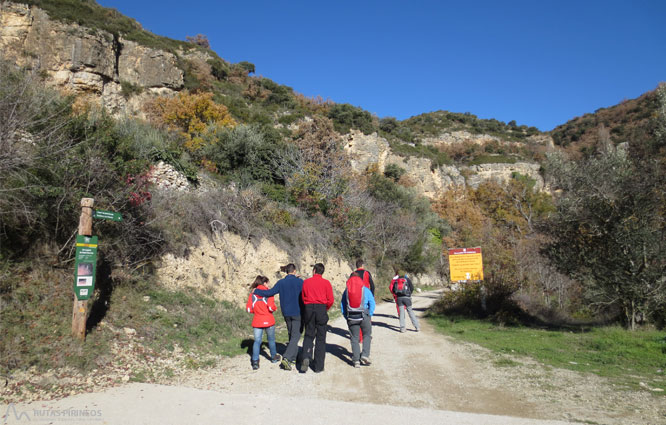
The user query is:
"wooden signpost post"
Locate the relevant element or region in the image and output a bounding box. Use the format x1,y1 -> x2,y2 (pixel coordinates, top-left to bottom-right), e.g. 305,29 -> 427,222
72,198 -> 94,341
71,198 -> 122,341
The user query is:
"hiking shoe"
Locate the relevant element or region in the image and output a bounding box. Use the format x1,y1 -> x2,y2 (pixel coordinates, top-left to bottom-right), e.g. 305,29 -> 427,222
360,356 -> 371,366
251,361 -> 259,370
280,357 -> 292,371
300,357 -> 310,373
353,361 -> 360,368
271,354 -> 281,364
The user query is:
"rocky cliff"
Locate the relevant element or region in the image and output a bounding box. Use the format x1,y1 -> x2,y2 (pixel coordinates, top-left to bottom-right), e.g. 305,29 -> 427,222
344,130 -> 546,198
0,2 -> 185,113
156,229 -> 437,304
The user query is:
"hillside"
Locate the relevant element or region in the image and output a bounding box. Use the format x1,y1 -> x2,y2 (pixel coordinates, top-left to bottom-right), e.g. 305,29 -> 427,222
0,0 -> 551,172
550,88 -> 662,158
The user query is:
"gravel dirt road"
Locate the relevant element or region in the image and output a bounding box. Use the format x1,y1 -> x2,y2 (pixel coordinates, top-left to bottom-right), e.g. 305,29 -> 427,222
3,290 -> 664,424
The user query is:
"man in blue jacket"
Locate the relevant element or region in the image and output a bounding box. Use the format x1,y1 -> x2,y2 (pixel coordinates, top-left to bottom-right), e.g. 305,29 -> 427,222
341,271 -> 376,368
253,263 -> 304,370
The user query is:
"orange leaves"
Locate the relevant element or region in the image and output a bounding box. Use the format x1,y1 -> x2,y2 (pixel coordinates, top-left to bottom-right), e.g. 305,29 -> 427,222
145,91 -> 236,152
432,188 -> 488,247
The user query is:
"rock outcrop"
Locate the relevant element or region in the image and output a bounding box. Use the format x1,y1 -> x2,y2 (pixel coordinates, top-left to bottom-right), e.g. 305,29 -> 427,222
157,231 -> 355,304
343,130 -> 546,197
0,2 -> 184,113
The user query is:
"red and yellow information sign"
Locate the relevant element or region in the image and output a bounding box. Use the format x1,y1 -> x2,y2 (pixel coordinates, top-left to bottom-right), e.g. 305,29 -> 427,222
448,247 -> 484,282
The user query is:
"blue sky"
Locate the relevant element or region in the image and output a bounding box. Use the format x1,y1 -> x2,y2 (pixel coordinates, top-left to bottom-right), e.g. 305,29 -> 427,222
97,0 -> 665,131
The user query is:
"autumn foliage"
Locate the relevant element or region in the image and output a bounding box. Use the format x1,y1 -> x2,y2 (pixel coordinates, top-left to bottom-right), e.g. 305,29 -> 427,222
145,91 -> 236,152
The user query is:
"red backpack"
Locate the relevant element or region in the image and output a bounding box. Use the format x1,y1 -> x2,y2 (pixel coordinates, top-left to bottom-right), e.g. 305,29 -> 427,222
345,276 -> 366,323
392,276 -> 411,297
358,269 -> 371,289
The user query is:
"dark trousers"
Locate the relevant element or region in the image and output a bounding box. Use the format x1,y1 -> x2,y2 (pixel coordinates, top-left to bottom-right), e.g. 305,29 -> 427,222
302,303 -> 329,372
347,314 -> 372,362
283,315 -> 301,362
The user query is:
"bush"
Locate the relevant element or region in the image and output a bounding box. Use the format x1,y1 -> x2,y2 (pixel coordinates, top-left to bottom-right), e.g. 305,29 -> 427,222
202,125 -> 287,185
327,103 -> 377,135
144,91 -> 236,152
383,164 -> 406,182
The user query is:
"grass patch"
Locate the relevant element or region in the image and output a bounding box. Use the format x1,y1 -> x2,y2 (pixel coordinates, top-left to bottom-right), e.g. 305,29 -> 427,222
427,315 -> 666,394
0,258 -> 253,376
106,281 -> 251,358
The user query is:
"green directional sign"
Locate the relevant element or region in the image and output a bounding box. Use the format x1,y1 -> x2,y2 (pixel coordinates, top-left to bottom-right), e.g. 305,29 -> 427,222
93,209 -> 122,222
74,235 -> 98,300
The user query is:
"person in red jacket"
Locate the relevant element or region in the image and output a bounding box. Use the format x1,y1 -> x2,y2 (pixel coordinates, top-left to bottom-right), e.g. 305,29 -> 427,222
246,276 -> 280,370
299,263 -> 334,373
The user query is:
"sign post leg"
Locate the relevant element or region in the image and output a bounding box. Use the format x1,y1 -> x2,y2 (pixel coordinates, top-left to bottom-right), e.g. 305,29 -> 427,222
72,198 -> 94,341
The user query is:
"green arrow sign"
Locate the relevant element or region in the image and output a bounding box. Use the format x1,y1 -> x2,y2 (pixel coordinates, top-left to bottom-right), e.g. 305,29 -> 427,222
93,209 -> 122,222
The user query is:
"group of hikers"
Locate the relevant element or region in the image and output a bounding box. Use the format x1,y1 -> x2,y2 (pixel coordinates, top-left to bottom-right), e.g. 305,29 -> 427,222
245,260 -> 420,372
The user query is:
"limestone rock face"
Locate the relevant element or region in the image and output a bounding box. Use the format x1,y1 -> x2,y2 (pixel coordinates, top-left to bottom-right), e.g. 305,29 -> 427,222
156,232 -> 355,305
343,130 -> 391,173
118,40 -> 183,89
343,130 -> 545,197
423,130 -> 502,146
463,162 -> 544,190
0,3 -> 183,114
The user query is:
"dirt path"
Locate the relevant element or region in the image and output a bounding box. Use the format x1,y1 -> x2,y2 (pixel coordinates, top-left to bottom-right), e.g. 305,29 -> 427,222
3,291 -> 664,424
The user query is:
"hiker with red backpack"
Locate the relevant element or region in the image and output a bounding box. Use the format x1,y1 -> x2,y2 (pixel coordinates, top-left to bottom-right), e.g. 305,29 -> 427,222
246,276 -> 281,370
350,259 -> 375,343
341,270 -> 376,367
351,259 -> 375,295
390,270 -> 420,333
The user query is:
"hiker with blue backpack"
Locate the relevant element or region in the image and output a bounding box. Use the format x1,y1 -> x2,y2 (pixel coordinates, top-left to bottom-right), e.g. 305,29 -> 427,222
341,270 -> 376,367
390,270 -> 420,333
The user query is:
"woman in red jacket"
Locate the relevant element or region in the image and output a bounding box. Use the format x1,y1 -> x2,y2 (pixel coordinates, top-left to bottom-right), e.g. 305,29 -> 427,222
246,276 -> 280,370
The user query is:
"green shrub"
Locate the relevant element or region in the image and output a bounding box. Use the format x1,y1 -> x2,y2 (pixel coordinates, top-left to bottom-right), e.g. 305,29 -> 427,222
202,125 -> 286,185
278,113 -> 304,126
328,103 -> 376,135
120,80 -> 143,99
383,163 -> 406,181
207,58 -> 229,81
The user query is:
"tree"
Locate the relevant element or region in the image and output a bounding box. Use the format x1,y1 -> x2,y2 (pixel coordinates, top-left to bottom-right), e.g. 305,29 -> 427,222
237,61 -> 255,75
186,34 -> 210,49
542,147 -> 666,329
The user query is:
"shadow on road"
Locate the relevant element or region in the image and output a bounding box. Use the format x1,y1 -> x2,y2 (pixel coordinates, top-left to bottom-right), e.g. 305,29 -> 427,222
371,319 -> 401,332
240,339 -> 287,361
327,325 -> 349,339
326,343 -> 352,366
